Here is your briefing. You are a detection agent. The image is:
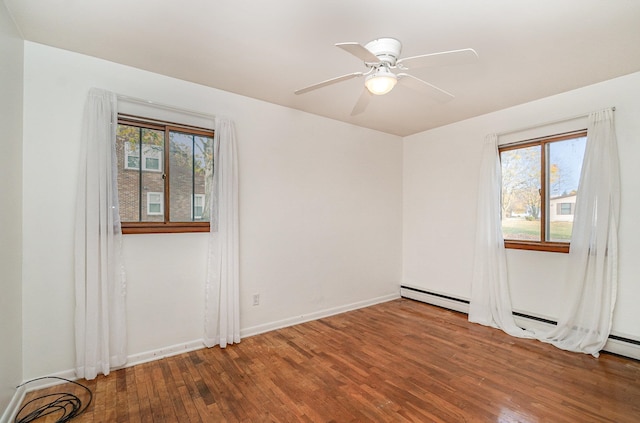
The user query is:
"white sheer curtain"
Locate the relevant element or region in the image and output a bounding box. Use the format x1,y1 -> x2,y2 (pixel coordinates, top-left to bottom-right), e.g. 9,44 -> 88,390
74,88 -> 127,379
204,117 -> 240,348
470,109 -> 620,357
469,134 -> 532,338
541,108 -> 620,356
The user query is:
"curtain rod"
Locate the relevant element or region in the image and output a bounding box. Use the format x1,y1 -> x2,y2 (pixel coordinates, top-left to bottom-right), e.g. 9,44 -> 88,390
496,106 -> 615,137
116,94 -> 215,120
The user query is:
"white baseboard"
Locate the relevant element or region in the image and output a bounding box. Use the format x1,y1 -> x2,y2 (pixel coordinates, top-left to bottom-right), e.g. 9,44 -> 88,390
2,293 -> 401,422
1,386 -> 25,423
1,368 -> 77,423
402,286 -> 640,361
241,292 -> 401,338
125,293 -> 402,363
124,339 -> 206,368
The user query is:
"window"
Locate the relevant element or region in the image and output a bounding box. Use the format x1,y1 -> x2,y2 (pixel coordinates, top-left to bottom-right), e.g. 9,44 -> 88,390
193,194 -> 206,220
146,192 -> 164,215
557,203 -> 573,215
499,131 -> 587,253
116,115 -> 214,233
124,142 -> 163,171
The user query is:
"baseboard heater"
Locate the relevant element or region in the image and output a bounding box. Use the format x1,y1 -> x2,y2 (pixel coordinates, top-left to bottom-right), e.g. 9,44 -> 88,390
400,285 -> 640,360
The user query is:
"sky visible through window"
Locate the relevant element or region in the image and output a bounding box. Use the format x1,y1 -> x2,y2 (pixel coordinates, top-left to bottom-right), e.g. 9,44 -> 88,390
548,136 -> 586,198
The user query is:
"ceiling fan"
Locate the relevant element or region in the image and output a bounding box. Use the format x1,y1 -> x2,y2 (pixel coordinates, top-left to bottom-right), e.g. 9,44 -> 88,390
294,37 -> 478,115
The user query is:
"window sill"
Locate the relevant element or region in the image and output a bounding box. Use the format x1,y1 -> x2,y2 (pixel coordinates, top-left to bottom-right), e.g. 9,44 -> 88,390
122,222 -> 210,234
504,240 -> 569,253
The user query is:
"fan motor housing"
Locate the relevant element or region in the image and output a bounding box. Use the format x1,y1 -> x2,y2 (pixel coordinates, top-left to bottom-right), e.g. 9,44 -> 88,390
364,37 -> 402,66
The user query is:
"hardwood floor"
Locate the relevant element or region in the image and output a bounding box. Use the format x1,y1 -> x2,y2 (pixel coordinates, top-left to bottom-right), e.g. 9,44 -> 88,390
18,299 -> 640,422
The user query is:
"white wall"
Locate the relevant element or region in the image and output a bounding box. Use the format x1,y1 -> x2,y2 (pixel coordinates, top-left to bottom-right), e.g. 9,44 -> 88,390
0,1 -> 24,417
403,71 -> 640,340
21,42 -> 403,379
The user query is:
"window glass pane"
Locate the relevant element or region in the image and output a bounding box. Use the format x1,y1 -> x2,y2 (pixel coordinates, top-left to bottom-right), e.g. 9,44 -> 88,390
194,136 -> 213,222
127,155 -> 139,169
147,192 -> 163,215
117,124 -> 165,222
193,194 -> 205,219
142,134 -> 162,169
140,128 -> 165,221
169,131 -> 195,222
117,124 -> 141,222
558,203 -> 572,215
501,145 -> 541,241
145,157 -> 158,169
169,131 -> 213,222
123,141 -> 140,170
547,136 -> 586,242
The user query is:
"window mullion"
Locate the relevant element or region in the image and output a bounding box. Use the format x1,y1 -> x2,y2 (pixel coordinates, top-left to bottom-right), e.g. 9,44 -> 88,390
138,127 -> 143,222
164,128 -> 170,224
192,135 -> 196,221
540,141 -> 547,243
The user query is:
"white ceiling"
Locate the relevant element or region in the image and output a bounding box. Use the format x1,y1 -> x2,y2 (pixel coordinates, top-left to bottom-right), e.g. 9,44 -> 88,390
5,0 -> 640,136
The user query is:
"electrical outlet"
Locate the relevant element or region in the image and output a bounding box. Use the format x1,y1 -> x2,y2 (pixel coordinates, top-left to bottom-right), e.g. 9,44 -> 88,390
252,294 -> 260,306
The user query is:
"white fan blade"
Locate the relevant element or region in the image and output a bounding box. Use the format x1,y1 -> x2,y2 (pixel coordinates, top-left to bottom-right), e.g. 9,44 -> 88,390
397,73 -> 455,103
336,42 -> 380,63
397,48 -> 478,70
351,88 -> 372,116
295,72 -> 364,95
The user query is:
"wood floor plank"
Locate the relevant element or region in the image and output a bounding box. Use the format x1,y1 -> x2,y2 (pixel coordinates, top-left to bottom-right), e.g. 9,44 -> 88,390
133,363 -> 154,423
17,299 -> 640,422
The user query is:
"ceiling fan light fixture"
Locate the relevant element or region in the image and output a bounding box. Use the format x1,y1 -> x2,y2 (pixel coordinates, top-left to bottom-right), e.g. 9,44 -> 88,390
365,68 -> 397,95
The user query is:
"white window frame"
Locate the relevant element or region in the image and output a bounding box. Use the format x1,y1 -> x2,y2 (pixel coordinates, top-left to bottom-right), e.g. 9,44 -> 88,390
193,194 -> 206,220
147,192 -> 164,216
124,143 -> 163,172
